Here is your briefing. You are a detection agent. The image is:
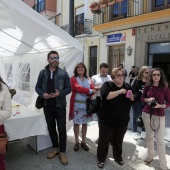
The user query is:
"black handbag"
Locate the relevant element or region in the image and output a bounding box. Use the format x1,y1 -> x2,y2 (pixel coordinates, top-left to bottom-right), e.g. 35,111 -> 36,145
35,96 -> 44,109
86,96 -> 101,115
136,115 -> 144,128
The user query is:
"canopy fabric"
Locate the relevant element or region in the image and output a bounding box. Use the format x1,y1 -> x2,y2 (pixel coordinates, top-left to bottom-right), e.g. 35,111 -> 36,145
0,0 -> 84,109
0,0 -> 83,56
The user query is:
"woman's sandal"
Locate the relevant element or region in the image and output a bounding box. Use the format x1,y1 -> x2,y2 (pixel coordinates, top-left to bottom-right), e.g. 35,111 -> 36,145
98,161 -> 104,169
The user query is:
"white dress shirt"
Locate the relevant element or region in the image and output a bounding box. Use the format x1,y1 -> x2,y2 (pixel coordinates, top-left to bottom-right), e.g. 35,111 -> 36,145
91,74 -> 112,97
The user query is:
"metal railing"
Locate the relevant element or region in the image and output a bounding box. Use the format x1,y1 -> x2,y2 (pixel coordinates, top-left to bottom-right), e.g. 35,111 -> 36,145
93,0 -> 170,26
33,0 -> 45,13
61,19 -> 92,36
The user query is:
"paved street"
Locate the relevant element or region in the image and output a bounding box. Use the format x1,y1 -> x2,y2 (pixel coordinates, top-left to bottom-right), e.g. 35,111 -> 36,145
5,115 -> 170,170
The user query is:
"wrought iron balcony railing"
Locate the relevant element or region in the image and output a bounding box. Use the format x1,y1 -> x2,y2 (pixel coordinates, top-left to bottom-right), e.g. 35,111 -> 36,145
61,19 -> 92,36
33,0 -> 45,13
93,0 -> 170,26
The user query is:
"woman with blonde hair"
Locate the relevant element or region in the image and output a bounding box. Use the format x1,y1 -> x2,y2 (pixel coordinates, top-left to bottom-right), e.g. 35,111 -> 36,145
97,68 -> 134,168
131,66 -> 150,140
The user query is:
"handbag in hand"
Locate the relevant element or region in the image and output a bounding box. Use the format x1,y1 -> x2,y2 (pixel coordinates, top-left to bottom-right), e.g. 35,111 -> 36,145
136,115 -> 144,128
86,96 -> 101,115
0,133 -> 8,154
35,96 -> 44,109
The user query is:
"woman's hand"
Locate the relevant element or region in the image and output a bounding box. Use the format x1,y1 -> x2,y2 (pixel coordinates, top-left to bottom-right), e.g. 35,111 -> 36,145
92,89 -> 97,94
148,97 -> 155,102
153,103 -> 165,109
120,88 -> 127,94
129,93 -> 134,101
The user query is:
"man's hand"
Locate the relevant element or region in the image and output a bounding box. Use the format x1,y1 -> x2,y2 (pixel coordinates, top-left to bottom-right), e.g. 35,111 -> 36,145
50,90 -> 60,98
43,93 -> 52,99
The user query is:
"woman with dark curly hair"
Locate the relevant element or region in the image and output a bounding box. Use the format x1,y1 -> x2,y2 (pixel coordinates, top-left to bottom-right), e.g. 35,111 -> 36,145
69,62 -> 96,152
141,68 -> 170,170
0,77 -> 12,170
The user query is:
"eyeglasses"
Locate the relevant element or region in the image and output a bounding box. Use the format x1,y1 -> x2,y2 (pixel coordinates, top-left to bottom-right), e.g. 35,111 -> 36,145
144,72 -> 149,74
50,56 -> 59,60
116,74 -> 124,78
152,74 -> 160,77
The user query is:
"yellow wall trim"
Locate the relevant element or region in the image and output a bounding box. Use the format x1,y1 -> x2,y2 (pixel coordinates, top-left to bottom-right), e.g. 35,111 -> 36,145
93,9 -> 170,31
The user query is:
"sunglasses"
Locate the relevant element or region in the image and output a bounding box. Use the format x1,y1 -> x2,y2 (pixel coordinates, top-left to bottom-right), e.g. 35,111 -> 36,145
152,74 -> 160,77
116,74 -> 124,78
50,56 -> 59,60
144,72 -> 149,74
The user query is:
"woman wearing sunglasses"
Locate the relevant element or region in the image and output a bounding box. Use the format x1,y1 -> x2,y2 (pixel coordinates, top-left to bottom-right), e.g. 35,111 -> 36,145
97,68 -> 134,168
131,66 -> 150,140
141,68 -> 170,170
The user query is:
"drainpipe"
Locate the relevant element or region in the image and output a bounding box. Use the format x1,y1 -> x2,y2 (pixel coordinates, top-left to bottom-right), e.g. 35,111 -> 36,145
69,0 -> 74,37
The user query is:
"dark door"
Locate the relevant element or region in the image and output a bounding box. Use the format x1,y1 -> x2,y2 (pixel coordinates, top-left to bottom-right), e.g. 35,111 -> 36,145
89,46 -> 97,77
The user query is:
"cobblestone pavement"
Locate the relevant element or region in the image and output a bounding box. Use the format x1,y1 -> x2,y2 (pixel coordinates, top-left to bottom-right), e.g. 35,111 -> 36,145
5,120 -> 170,170
67,121 -> 170,170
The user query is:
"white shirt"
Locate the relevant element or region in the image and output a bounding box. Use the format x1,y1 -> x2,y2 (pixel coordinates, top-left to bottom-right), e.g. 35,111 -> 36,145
91,74 -> 111,97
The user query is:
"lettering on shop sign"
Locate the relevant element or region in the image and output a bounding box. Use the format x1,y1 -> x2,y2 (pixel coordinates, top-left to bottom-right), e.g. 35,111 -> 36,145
147,33 -> 170,41
137,23 -> 170,41
137,24 -> 169,34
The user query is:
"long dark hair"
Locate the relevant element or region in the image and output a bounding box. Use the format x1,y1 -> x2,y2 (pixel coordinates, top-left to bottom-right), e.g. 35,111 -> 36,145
146,68 -> 167,89
0,76 -> 8,91
73,62 -> 88,78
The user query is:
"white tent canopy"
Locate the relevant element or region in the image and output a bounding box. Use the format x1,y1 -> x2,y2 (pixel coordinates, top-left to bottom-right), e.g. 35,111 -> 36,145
0,0 -> 83,56
0,0 -> 83,107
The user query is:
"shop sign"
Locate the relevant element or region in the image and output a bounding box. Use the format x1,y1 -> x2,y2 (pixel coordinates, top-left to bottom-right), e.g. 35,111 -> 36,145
107,33 -> 126,44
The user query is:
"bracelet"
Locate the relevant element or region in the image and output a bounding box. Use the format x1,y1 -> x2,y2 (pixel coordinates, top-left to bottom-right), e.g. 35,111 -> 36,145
161,105 -> 164,108
117,90 -> 120,95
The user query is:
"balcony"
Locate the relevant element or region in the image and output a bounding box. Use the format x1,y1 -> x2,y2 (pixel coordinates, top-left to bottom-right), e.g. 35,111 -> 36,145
93,0 -> 170,26
61,19 -> 92,36
33,0 -> 45,13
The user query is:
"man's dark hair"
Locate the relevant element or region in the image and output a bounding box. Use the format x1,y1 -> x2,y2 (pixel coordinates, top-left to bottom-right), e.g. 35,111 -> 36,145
47,51 -> 59,59
132,66 -> 135,68
100,63 -> 109,69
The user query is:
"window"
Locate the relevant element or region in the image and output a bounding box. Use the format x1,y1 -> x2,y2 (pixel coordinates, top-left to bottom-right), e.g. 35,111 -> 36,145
37,0 -> 45,12
5,63 -> 14,86
112,0 -> 128,20
18,63 -> 30,91
155,0 -> 164,7
75,6 -> 85,35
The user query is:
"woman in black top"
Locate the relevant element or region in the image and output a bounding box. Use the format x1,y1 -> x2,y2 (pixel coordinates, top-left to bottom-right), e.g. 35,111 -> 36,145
131,66 -> 149,140
97,68 -> 134,168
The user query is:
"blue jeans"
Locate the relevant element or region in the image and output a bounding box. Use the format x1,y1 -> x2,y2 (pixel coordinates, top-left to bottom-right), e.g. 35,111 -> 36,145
43,107 -> 67,152
132,101 -> 145,132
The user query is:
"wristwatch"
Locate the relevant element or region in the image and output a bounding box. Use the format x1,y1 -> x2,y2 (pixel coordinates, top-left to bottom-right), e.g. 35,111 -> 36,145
160,105 -> 164,108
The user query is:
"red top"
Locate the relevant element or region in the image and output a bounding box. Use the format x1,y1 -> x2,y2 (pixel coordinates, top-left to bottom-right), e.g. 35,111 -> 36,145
141,85 -> 170,116
69,76 -> 94,120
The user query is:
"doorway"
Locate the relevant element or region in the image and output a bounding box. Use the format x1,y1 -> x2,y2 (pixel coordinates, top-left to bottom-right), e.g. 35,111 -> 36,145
108,44 -> 125,74
148,43 -> 170,84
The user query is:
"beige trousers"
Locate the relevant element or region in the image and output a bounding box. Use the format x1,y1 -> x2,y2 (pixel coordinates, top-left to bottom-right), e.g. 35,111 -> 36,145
142,112 -> 167,169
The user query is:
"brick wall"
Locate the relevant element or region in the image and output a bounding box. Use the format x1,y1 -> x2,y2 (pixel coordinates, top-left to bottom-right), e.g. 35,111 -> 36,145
46,0 -> 56,13
23,0 -> 35,8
